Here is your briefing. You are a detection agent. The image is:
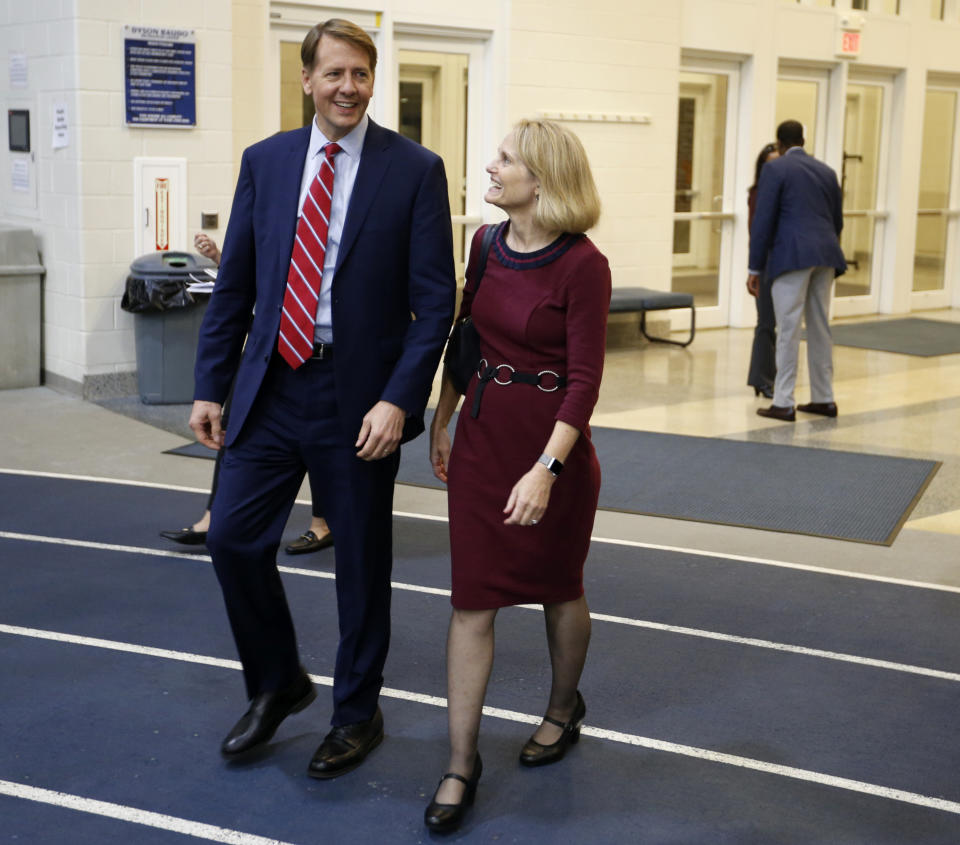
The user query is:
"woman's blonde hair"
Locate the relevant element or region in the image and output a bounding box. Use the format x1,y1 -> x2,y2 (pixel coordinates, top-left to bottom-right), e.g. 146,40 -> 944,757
513,119 -> 601,234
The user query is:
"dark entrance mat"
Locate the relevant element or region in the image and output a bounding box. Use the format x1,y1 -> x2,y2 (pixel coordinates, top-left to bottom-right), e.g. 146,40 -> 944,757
827,318 -> 960,357
164,423 -> 939,546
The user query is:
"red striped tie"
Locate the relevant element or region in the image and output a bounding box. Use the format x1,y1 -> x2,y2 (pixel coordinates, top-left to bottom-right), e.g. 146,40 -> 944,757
278,142 -> 341,369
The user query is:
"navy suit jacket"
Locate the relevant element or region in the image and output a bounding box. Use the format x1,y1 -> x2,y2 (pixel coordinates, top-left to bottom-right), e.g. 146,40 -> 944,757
193,120 -> 456,448
748,148 -> 846,282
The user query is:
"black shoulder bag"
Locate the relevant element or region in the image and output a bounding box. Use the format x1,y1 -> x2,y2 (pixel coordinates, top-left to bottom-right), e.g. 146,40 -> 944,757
443,223 -> 498,394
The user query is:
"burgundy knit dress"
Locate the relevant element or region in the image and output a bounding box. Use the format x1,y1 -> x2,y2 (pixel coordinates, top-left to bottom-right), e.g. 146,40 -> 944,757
447,223 -> 611,610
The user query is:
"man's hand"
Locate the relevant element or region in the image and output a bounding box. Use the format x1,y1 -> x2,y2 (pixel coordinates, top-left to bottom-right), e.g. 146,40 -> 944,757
356,400 -> 405,461
190,400 -> 224,450
746,273 -> 760,298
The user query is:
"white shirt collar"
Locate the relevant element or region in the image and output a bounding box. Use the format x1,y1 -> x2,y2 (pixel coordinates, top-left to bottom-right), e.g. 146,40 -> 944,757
307,113 -> 368,162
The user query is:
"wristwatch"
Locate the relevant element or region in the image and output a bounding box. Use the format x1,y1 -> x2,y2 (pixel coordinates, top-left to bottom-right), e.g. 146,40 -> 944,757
538,453 -> 564,476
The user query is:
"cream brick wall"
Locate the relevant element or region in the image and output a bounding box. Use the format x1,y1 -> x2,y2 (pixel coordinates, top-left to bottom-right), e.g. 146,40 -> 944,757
4,0 -> 960,391
1,0 -> 234,393
508,0 -> 682,290
1,0 -> 84,385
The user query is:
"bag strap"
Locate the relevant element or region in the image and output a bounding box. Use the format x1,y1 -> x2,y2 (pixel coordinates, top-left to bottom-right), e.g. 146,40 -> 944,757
472,223 -> 498,292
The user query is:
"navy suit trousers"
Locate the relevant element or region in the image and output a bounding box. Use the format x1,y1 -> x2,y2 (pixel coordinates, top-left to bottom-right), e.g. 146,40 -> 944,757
207,354 -> 400,726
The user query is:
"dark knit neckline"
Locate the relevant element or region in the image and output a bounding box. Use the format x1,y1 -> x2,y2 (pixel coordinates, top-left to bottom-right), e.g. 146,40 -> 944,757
491,222 -> 581,270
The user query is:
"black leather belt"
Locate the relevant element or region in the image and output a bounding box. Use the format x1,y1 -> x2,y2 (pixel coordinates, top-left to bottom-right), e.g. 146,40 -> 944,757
310,342 -> 334,360
471,360 -> 566,419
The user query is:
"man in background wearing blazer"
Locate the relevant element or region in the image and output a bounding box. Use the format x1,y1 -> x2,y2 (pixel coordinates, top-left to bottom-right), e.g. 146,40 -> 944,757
189,19 -> 455,777
747,119 -> 846,422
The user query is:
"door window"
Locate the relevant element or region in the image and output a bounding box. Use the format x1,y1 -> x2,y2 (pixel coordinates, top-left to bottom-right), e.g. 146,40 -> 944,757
914,88 -> 957,293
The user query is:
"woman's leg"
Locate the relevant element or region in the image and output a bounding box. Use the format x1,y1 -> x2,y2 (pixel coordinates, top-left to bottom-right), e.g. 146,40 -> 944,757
305,472 -> 331,538
434,607 -> 497,803
532,595 -> 592,745
308,515 -> 331,537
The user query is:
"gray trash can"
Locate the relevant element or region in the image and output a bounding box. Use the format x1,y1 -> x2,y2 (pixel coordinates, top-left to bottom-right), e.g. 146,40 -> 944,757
0,227 -> 44,390
122,251 -> 217,404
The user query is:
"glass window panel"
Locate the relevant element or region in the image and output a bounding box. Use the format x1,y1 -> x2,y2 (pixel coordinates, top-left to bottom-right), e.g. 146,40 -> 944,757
280,42 -> 314,131
672,219 -> 722,308
855,0 -> 901,11
776,79 -> 819,153
672,72 -> 728,307
398,51 -> 469,274
914,89 -> 957,292
838,82 -> 884,298
398,81 -> 423,145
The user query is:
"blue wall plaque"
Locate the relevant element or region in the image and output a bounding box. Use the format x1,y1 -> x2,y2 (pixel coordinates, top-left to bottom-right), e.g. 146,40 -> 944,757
124,26 -> 196,127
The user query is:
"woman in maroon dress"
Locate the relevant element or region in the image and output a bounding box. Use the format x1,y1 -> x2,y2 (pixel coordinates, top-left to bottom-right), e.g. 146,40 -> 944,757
424,119 -> 610,833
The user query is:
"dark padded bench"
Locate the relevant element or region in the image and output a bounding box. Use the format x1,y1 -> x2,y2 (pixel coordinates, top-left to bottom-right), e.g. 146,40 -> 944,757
609,287 -> 696,348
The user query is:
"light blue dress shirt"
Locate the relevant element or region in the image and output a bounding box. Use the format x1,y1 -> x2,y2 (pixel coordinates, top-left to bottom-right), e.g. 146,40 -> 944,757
298,114 -> 368,343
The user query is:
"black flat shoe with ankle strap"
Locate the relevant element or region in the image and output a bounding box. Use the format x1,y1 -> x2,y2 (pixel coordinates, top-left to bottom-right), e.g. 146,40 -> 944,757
424,754 -> 482,834
519,690 -> 586,767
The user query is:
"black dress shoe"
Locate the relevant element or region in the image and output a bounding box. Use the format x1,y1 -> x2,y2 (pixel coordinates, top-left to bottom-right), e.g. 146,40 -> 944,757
159,527 -> 207,545
307,707 -> 383,779
424,754 -> 482,834
284,530 -> 334,555
519,691 -> 586,767
752,385 -> 774,399
797,401 -> 838,417
756,404 -> 796,421
221,670 -> 315,756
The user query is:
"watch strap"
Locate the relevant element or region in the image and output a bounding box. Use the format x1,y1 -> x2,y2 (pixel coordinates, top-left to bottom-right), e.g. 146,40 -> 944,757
538,453 -> 563,476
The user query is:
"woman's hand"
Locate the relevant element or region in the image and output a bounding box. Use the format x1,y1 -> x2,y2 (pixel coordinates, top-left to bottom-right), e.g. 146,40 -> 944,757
503,463 -> 555,526
194,233 -> 221,265
430,424 -> 452,484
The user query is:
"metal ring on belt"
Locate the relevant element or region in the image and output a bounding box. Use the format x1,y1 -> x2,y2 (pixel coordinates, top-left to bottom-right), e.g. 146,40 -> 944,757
471,359 -> 567,419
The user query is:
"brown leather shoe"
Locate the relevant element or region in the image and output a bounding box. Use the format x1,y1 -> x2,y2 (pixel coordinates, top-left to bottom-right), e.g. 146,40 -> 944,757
307,707 -> 383,779
757,404 -> 796,421
797,402 -> 838,417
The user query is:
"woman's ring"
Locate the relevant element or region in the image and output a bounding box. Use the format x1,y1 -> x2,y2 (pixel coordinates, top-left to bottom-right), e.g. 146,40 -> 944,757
530,519 -> 538,525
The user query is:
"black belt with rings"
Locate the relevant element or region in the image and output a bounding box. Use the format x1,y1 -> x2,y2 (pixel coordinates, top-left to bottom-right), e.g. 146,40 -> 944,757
310,342 -> 334,360
471,359 -> 566,419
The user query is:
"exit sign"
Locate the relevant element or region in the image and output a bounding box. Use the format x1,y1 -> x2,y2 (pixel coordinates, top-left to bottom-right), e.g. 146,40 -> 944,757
836,11 -> 865,59
838,30 -> 861,57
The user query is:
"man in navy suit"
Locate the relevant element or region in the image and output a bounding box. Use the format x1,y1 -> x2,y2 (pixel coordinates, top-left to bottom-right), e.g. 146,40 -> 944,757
747,119 -> 846,422
189,18 -> 455,776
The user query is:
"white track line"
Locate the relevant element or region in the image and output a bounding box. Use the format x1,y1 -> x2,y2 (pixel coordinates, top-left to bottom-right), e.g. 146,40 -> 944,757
2,467 -> 956,594
3,530 -> 959,683
2,623 -> 959,818
0,779 -> 296,845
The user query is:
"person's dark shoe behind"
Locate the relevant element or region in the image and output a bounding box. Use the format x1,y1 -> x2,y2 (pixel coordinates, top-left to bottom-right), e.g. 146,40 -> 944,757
159,527 -> 208,545
284,529 -> 334,555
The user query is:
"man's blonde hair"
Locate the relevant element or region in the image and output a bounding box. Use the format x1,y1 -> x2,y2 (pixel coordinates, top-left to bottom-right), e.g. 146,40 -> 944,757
513,119 -> 601,234
301,18 -> 377,73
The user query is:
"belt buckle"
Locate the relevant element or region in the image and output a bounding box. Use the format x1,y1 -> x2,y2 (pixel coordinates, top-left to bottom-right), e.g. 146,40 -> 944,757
537,369 -> 561,392
312,342 -> 332,360
493,363 -> 515,385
